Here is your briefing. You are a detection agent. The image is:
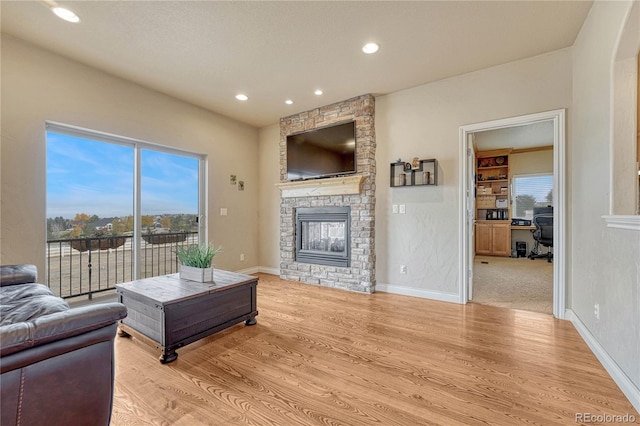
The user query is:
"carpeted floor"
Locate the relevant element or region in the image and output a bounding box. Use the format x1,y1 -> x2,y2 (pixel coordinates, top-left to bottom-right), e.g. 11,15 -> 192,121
472,255 -> 553,314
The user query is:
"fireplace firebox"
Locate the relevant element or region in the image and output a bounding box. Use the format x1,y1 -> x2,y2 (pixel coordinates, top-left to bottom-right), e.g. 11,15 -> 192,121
295,207 -> 350,267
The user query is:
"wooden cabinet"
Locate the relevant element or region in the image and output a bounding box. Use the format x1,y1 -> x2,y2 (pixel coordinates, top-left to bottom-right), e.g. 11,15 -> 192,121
475,149 -> 511,256
475,221 -> 511,256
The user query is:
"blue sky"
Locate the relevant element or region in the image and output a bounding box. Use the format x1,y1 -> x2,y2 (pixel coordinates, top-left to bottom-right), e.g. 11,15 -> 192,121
46,132 -> 199,219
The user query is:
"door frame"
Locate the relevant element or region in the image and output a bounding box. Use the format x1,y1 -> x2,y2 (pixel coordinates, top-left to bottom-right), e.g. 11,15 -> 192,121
458,109 -> 566,319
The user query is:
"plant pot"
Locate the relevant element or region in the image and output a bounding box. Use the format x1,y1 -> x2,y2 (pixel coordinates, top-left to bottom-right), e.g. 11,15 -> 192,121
71,237 -> 126,252
179,265 -> 214,282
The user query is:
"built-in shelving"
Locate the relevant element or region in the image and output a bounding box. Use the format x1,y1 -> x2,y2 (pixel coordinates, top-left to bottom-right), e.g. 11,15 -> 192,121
475,149 -> 511,256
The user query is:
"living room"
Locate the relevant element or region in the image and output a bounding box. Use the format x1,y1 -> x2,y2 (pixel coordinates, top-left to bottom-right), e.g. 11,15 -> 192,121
1,1 -> 639,424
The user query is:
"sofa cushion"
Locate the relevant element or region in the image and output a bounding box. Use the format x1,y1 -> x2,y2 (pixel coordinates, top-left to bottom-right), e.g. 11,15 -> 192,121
0,303 -> 127,358
0,283 -> 69,326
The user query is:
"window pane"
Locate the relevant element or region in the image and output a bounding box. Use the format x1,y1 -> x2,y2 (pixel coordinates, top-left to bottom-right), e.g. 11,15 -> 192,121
513,174 -> 553,220
139,149 -> 199,278
46,132 -> 134,296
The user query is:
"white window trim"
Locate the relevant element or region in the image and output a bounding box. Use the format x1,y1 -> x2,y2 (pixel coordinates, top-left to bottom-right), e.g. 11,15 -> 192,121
511,172 -> 554,220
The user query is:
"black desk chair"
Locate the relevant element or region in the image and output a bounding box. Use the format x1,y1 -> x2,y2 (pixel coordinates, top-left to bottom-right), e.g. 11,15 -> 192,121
528,214 -> 553,262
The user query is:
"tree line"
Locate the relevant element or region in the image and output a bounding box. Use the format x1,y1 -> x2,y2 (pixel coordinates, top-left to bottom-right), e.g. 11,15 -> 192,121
47,213 -> 198,240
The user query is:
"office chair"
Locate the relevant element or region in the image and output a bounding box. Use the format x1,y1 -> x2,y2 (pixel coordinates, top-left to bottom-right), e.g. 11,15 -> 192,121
528,214 -> 553,262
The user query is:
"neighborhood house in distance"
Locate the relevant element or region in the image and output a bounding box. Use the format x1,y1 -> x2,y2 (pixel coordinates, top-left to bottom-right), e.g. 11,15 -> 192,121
47,213 -> 198,241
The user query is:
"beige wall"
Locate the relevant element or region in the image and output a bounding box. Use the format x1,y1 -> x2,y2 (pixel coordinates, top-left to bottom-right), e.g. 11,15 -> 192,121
258,50 -> 572,296
1,35 -> 259,273
571,0 -> 639,395
257,123 -> 280,272
509,149 -> 553,177
373,49 -> 571,296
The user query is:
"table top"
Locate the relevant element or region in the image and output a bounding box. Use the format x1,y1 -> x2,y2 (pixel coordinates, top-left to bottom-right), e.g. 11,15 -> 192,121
115,270 -> 257,304
511,225 -> 536,230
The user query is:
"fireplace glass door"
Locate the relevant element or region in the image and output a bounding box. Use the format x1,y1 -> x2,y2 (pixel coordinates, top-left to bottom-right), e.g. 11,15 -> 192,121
295,207 -> 350,267
301,221 -> 346,254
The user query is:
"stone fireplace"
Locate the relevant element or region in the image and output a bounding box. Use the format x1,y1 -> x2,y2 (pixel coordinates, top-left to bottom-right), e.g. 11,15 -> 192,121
278,94 -> 376,293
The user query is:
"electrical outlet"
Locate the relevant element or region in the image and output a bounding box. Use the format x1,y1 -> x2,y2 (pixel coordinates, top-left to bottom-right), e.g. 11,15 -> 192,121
240,253 -> 245,261
400,265 -> 407,274
399,204 -> 406,214
594,303 -> 600,320
392,204 -> 399,214
220,208 -> 228,216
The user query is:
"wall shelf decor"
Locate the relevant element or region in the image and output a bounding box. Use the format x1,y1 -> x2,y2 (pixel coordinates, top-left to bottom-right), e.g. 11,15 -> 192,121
390,158 -> 438,187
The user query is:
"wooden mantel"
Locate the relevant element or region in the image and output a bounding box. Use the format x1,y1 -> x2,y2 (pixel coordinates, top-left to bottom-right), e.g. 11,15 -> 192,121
276,175 -> 365,198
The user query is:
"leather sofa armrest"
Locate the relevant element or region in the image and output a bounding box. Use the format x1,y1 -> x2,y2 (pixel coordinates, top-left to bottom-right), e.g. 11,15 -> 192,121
0,264 -> 37,286
0,302 -> 127,358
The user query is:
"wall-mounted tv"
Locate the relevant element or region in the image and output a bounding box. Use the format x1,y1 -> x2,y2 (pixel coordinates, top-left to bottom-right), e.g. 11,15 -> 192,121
286,121 -> 356,181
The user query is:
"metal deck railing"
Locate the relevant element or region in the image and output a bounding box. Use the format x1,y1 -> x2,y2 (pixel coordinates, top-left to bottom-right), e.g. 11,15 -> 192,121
46,232 -> 198,299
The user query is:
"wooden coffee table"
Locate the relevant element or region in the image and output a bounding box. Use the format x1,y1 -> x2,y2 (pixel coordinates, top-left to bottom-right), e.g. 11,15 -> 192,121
115,270 -> 258,363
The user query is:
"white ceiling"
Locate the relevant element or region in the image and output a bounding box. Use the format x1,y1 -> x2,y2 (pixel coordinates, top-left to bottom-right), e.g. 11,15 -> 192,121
1,1 -> 592,128
474,121 -> 555,151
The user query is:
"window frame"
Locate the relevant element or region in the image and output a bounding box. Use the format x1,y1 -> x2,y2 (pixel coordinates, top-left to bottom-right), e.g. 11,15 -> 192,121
511,172 -> 554,220
45,121 -> 208,279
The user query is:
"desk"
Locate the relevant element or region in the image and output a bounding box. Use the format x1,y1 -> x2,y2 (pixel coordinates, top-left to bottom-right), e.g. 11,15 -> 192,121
511,225 -> 535,254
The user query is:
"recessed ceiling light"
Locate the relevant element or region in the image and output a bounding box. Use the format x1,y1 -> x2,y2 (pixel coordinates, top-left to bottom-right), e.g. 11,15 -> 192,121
235,94 -> 248,101
314,90 -> 323,96
285,100 -> 293,105
362,42 -> 379,54
52,6 -> 80,23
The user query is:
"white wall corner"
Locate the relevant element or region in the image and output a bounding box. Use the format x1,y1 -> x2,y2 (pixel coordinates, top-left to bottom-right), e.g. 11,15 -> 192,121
565,309 -> 640,413
258,266 -> 281,275
235,266 -> 262,275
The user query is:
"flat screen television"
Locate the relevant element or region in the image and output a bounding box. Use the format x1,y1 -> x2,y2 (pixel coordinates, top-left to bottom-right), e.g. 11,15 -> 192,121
286,121 -> 356,181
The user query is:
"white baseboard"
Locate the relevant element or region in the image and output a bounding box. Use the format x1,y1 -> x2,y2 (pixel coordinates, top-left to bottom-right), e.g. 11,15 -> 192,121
258,266 -> 280,275
234,266 -> 261,275
565,309 -> 640,414
375,283 -> 459,304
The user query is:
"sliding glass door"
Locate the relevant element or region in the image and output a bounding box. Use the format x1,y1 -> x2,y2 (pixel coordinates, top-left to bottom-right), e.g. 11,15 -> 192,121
45,123 -> 205,298
139,149 -> 200,278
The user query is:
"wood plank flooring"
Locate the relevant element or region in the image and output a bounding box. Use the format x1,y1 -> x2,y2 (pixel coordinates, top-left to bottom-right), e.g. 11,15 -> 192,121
111,273 -> 638,425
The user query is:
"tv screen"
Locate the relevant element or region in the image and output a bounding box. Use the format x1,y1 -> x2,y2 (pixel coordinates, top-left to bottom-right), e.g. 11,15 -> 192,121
286,121 -> 356,180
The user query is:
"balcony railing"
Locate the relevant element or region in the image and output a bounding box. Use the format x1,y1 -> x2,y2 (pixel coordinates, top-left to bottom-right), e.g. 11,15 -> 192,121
46,232 -> 198,299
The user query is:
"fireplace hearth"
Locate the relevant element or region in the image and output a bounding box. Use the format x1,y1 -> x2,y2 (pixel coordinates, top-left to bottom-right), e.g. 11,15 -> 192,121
295,207 -> 350,267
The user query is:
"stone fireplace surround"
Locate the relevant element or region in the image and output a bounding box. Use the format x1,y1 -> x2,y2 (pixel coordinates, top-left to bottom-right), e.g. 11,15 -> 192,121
278,94 -> 376,293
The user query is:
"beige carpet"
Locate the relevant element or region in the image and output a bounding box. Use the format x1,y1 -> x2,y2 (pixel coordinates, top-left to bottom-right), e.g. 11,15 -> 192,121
472,255 -> 553,314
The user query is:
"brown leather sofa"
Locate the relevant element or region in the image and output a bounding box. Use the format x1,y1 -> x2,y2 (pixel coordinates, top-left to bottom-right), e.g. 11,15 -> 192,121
0,264 -> 127,426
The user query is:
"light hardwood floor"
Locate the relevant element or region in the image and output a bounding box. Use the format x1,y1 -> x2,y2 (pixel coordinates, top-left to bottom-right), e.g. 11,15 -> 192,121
111,273 -> 638,425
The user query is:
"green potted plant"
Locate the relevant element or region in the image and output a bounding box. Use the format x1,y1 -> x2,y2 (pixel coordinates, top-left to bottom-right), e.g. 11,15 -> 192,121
176,243 -> 222,282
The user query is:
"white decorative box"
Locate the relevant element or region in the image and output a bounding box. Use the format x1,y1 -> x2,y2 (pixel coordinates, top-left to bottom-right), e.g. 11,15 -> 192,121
179,265 -> 214,282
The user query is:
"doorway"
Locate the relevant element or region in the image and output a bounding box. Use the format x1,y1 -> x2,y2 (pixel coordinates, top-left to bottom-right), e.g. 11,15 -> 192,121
458,110 -> 566,319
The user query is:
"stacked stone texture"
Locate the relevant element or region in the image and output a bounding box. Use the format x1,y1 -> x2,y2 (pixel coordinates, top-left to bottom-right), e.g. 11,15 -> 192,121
279,94 -> 376,293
